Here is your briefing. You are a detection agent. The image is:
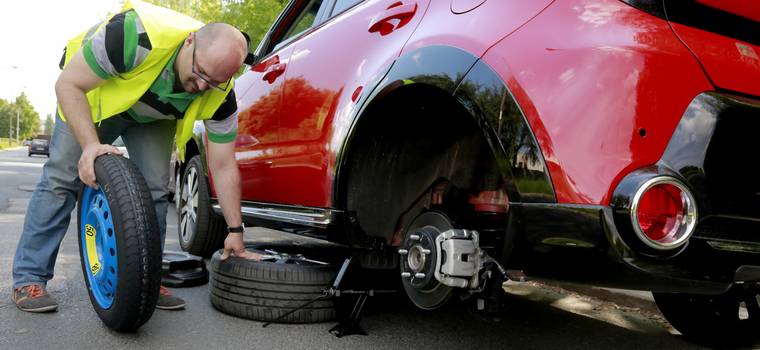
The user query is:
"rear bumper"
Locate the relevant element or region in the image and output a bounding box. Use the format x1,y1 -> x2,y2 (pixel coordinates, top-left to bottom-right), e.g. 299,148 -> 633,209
511,92 -> 760,294
511,203 -> 760,295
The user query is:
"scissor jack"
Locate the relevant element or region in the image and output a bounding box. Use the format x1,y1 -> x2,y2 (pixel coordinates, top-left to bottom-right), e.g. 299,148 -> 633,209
262,257 -> 395,337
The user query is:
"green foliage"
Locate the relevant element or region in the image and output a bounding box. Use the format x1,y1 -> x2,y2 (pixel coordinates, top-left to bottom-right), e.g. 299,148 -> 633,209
0,138 -> 22,150
145,0 -> 287,50
0,93 -> 41,141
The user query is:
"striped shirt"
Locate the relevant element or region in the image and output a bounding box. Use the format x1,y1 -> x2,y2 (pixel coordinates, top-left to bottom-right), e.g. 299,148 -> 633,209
80,10 -> 237,143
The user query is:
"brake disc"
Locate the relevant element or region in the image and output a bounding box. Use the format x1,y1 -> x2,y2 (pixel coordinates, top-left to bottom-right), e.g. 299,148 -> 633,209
400,211 -> 453,310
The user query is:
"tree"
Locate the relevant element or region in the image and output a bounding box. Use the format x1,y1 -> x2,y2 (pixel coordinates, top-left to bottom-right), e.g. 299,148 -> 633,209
0,99 -> 12,140
13,93 -> 41,139
145,0 -> 287,51
44,114 -> 54,135
0,93 -> 41,140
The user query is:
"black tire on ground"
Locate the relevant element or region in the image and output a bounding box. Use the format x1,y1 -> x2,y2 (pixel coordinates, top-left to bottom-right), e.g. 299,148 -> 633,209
209,242 -> 344,323
177,155 -> 225,257
653,285 -> 760,347
77,154 -> 162,332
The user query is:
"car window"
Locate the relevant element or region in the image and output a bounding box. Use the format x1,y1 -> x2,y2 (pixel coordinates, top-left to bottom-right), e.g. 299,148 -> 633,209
32,139 -> 48,146
329,0 -> 362,17
272,0 -> 325,51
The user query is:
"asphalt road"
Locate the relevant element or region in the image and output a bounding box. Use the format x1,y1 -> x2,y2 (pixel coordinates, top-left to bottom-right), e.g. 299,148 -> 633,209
0,147 -> 711,350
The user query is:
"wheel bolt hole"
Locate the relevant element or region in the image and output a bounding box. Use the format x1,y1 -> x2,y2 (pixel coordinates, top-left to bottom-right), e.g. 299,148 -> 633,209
109,248 -> 115,256
107,228 -> 113,237
638,128 -> 647,138
109,266 -> 115,274
104,211 -> 109,220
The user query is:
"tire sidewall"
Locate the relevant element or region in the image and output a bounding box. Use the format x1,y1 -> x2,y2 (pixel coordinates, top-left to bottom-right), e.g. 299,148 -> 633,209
77,155 -> 161,330
654,290 -> 760,346
178,155 -> 224,254
209,242 -> 345,323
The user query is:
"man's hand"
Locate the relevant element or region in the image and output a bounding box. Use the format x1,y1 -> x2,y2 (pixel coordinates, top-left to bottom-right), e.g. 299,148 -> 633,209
220,233 -> 262,260
79,143 -> 123,188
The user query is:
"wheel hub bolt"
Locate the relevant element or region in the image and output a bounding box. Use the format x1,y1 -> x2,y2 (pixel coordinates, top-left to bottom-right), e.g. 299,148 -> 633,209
401,272 -> 411,278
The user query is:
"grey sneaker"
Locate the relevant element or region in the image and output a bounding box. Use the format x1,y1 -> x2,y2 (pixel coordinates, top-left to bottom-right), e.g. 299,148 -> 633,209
156,285 -> 185,310
13,284 -> 58,313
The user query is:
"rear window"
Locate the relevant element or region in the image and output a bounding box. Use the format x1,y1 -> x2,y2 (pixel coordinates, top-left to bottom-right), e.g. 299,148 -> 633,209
32,139 -> 48,146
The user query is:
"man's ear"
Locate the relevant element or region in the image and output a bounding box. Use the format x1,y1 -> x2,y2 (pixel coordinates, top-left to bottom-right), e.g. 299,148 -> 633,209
240,31 -> 251,51
185,33 -> 194,48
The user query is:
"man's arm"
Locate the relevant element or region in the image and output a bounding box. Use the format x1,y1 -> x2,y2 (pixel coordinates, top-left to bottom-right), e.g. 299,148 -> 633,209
206,139 -> 259,260
54,51 -> 122,188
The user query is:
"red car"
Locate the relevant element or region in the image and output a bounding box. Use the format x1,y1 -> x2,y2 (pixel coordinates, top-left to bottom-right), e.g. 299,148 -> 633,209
176,0 -> 760,344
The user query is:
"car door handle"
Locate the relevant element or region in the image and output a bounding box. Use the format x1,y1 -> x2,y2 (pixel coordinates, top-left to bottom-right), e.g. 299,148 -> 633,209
235,135 -> 260,148
252,55 -> 280,72
262,63 -> 287,84
368,2 -> 418,36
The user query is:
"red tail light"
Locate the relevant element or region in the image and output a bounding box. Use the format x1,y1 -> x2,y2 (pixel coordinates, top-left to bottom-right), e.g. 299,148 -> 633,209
631,178 -> 697,250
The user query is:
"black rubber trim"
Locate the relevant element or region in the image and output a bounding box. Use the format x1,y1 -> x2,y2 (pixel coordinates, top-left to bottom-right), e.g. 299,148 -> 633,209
619,0 -> 666,19
664,0 -> 760,47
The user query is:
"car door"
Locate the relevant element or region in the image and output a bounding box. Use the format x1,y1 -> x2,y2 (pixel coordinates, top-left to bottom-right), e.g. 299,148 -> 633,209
231,10 -> 299,202
273,0 -> 431,207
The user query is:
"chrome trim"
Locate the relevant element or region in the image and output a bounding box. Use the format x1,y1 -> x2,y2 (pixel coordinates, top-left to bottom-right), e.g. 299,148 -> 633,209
212,202 -> 340,228
630,176 -> 698,250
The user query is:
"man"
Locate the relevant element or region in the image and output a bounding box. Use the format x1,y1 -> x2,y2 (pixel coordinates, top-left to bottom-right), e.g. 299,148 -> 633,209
12,0 -> 257,313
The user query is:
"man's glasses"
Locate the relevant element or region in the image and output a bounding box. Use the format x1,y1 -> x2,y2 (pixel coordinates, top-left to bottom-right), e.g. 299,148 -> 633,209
192,34 -> 232,92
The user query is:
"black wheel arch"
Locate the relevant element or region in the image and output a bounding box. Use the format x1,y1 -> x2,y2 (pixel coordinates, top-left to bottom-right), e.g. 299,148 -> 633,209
333,45 -> 554,248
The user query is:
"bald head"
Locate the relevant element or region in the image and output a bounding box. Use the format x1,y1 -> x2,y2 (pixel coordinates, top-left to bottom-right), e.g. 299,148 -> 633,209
176,22 -> 248,93
195,23 -> 248,78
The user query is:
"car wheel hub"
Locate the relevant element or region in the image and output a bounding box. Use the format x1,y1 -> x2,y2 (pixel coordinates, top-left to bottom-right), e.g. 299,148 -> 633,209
407,245 -> 427,272
80,186 -> 118,309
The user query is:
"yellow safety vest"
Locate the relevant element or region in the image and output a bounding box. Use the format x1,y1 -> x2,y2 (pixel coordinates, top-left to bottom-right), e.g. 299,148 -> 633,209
58,0 -> 233,161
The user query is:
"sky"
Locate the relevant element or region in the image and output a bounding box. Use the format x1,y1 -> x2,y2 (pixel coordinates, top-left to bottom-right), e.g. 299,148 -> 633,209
0,0 -> 122,120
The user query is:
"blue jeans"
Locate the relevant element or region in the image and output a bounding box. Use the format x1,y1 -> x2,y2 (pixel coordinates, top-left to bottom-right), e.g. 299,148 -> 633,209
12,114 -> 176,289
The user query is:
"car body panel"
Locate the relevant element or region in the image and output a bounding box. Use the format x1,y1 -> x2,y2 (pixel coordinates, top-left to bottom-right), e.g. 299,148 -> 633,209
697,0 -> 760,22
482,0 -> 713,204
181,0 -> 760,295
664,0 -> 760,97
264,0 -> 432,207
400,0 -> 554,59
215,46 -> 297,201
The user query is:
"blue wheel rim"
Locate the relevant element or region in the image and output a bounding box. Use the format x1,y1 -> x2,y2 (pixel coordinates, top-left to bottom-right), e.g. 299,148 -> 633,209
80,185 -> 118,309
